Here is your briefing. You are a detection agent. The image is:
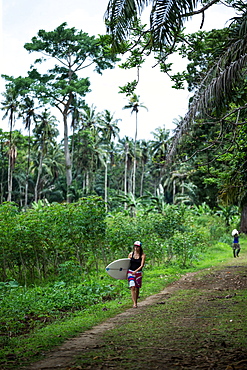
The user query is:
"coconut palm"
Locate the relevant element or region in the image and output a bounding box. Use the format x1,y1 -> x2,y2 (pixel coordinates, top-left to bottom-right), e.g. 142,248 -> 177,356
80,105 -> 101,129
98,110 -> 120,209
99,110 -> 120,142
116,136 -> 135,196
138,139 -> 150,196
149,126 -> 171,194
70,97 -> 87,172
19,96 -> 39,206
32,110 -> 59,202
1,85 -> 20,201
123,93 -> 147,196
30,141 -> 65,203
167,7 -> 247,160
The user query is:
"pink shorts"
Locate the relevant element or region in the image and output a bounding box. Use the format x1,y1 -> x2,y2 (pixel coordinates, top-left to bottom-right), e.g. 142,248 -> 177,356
127,270 -> 142,288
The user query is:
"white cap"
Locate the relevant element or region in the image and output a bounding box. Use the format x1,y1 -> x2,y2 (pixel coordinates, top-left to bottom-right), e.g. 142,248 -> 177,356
134,241 -> 142,246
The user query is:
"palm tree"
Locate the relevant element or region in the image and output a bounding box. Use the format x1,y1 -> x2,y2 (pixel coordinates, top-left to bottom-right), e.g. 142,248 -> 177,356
80,105 -> 101,129
0,130 -> 7,203
123,93 -> 147,196
99,109 -> 120,142
32,110 -> 59,202
138,140 -> 150,196
1,85 -> 20,201
19,96 -> 39,206
149,126 -> 171,195
30,142 -> 65,203
4,131 -> 24,204
98,110 -> 120,210
117,136 -> 134,196
70,97 -> 87,173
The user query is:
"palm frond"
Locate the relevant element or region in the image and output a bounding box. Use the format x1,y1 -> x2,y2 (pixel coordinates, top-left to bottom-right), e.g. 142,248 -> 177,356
105,0 -> 199,48
150,0 -> 197,46
167,25 -> 247,161
105,0 -> 147,47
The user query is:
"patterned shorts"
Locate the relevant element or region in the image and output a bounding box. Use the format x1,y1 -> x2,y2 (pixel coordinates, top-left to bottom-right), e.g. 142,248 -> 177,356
127,270 -> 142,288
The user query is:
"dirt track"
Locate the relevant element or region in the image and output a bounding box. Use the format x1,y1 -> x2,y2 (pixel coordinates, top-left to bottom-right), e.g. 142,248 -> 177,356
25,259 -> 247,370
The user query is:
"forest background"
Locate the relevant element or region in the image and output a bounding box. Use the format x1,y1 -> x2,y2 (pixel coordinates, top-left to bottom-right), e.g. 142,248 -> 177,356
0,0 -> 245,220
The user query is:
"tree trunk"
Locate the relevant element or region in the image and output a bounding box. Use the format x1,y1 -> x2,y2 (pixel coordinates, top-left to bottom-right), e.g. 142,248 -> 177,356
63,113 -> 72,202
7,115 -> 13,202
25,128 -> 31,207
124,143 -> 128,210
124,146 -> 128,195
140,163 -> 144,197
86,171 -> 89,194
104,162 -> 108,211
173,179 -> 176,204
34,152 -> 44,202
7,154 -> 12,202
133,157 -> 136,196
240,202 -> 247,233
132,111 -> 138,196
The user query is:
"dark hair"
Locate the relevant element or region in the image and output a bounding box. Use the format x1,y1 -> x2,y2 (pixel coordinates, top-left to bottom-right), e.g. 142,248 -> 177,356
133,244 -> 143,257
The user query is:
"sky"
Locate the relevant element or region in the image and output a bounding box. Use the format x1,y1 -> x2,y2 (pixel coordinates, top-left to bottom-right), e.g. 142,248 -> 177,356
0,0 -> 237,141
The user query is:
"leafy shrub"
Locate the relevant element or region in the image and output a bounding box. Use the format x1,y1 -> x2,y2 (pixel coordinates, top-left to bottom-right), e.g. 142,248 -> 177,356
169,229 -> 207,267
0,197 -> 106,284
0,280 -> 118,338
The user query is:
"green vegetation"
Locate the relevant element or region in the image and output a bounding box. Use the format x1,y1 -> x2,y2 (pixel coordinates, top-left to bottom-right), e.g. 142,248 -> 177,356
0,197 -> 242,368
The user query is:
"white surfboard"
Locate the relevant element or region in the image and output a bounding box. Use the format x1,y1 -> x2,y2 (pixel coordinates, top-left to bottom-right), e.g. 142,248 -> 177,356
105,258 -> 130,280
232,229 -> 239,236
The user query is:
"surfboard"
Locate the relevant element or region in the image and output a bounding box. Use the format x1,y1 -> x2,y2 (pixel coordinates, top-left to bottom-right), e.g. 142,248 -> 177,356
105,258 -> 130,280
232,229 -> 239,236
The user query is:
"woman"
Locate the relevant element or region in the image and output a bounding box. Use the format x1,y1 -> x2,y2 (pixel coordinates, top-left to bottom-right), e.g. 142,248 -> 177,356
127,241 -> 146,308
232,229 -> 240,258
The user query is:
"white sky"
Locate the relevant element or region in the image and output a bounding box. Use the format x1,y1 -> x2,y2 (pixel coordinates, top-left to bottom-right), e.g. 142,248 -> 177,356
0,0 -> 236,141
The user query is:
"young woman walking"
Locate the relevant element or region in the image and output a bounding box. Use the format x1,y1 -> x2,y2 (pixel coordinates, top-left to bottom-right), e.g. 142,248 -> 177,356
127,241 -> 146,308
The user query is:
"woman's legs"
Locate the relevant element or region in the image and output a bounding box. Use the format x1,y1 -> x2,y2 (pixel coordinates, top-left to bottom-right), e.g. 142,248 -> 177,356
131,286 -> 138,307
136,287 -> 140,300
128,271 -> 142,308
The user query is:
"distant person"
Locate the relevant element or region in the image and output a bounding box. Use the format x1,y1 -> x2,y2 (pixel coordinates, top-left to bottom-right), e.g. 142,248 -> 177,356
127,241 -> 146,308
232,229 -> 240,258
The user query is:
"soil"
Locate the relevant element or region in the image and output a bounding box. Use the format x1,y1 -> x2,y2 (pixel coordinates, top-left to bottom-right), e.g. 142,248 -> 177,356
24,259 -> 247,370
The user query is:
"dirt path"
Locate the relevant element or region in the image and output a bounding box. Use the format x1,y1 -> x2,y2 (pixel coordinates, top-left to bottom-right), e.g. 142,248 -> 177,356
25,259 -> 247,370
25,281 -> 181,369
